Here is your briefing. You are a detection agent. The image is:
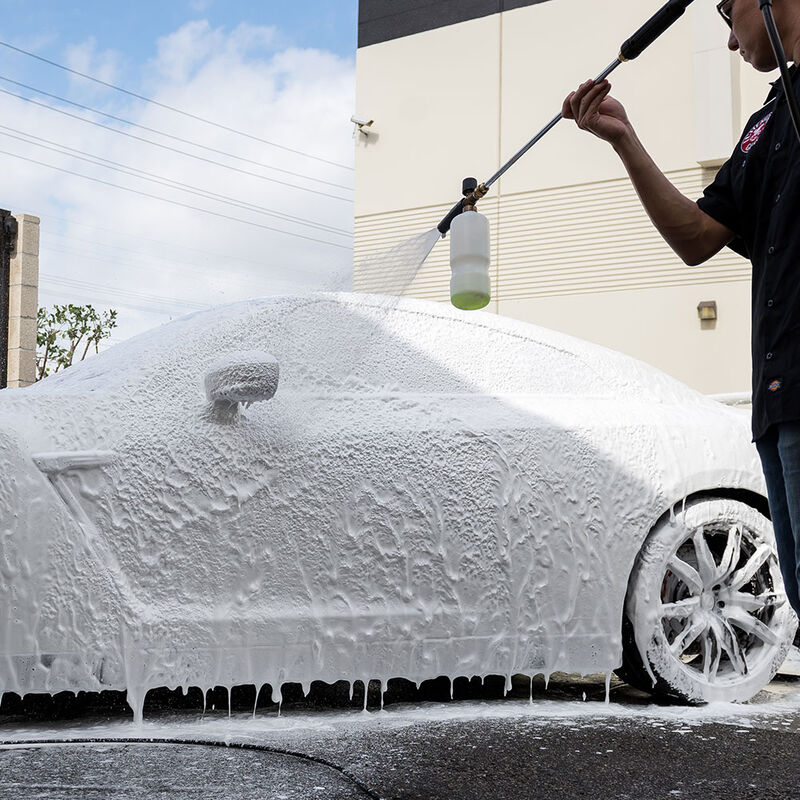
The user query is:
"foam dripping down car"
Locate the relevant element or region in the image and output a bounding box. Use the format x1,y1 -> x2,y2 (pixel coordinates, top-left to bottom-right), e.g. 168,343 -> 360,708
0,293 -> 795,721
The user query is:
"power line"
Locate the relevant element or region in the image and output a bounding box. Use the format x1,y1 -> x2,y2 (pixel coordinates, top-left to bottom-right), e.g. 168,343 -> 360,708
39,292 -> 176,318
0,74 -> 352,191
0,38 -> 354,171
40,272 -> 208,311
39,285 -> 194,318
40,259 -> 323,317
0,84 -> 353,202
0,146 -> 352,249
0,125 -> 352,236
37,210 -> 349,273
42,242 -> 233,286
45,233 -> 328,289
45,231 -> 262,283
42,241 -> 270,291
9,207 -> 350,283
45,227 -> 266,275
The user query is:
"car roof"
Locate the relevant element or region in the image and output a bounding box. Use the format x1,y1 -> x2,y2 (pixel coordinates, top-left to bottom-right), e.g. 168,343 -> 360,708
23,293 -> 701,404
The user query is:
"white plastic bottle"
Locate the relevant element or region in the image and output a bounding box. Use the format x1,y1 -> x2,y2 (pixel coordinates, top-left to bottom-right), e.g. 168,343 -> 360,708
450,209 -> 491,310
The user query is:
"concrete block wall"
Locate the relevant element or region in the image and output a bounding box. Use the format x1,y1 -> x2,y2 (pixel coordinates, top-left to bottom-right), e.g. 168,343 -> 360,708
6,214 -> 40,388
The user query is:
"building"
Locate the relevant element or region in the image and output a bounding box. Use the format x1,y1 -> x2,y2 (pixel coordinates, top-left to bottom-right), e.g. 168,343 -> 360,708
353,0 -> 772,394
1,212 -> 40,388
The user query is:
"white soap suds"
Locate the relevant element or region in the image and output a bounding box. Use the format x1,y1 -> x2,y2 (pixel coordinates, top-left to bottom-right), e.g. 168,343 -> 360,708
0,293 -> 777,721
204,350 -> 279,406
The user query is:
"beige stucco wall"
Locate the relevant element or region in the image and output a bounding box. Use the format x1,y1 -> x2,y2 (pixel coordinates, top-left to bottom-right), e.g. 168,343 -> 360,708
354,0 -> 777,393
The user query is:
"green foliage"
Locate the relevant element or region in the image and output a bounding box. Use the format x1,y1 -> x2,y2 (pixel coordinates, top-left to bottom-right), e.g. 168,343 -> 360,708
36,304 -> 118,381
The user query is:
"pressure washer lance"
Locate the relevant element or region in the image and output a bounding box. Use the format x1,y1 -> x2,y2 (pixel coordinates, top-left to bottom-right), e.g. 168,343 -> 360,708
440,0 -> 696,311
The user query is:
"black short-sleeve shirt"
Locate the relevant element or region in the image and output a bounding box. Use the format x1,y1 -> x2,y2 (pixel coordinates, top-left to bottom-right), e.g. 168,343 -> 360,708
697,67 -> 800,441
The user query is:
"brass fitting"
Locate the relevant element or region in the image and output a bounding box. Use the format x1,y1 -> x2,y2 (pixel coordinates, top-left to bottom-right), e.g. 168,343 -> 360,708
463,182 -> 489,211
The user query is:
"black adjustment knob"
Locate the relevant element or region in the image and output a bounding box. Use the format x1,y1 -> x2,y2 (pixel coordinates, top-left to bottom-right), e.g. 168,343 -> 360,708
462,177 -> 478,196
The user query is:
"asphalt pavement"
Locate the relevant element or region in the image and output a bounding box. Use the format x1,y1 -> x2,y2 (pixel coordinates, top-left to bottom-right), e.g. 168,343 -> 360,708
2,673 -> 800,799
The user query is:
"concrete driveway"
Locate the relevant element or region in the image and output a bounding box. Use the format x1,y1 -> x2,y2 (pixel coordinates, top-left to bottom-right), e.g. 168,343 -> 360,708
2,673 -> 800,799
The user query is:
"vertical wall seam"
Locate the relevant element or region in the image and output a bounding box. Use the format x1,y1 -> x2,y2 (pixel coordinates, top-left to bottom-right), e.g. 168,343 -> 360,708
495,8 -> 504,314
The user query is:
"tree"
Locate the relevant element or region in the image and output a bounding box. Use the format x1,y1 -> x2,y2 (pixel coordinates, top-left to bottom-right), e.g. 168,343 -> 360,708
36,304 -> 118,381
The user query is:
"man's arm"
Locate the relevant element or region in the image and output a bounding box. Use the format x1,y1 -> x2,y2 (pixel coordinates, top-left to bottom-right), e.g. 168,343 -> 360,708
563,79 -> 735,266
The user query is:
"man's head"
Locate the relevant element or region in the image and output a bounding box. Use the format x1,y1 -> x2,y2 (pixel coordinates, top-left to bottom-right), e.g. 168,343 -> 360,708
718,0 -> 800,71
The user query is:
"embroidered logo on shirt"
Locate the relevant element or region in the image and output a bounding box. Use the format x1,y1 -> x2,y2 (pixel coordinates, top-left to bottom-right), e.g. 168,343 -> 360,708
768,379 -> 782,392
741,112 -> 773,153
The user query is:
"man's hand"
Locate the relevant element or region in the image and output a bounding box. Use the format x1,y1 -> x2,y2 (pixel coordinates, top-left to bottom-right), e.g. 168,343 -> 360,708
561,78 -> 735,266
562,79 -> 632,147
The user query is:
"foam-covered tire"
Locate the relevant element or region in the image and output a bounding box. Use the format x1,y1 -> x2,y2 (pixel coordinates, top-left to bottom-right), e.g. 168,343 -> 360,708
618,498 -> 797,703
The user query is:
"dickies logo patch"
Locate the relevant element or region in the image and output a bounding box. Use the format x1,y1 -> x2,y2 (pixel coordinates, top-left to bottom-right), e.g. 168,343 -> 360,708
769,379 -> 782,392
741,112 -> 773,153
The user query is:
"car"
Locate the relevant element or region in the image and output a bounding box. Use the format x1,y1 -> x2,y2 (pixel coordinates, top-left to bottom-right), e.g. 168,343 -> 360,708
0,292 -> 795,721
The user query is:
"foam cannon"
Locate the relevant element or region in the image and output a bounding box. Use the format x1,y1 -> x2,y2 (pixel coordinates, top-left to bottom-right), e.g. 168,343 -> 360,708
439,0 -> 696,310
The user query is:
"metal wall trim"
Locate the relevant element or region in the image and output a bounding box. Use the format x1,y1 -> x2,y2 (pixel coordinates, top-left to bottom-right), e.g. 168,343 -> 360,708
0,210 -> 17,390
358,0 -> 554,48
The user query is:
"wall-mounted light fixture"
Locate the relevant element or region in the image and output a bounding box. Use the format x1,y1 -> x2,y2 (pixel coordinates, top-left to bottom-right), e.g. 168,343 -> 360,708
697,301 -> 718,321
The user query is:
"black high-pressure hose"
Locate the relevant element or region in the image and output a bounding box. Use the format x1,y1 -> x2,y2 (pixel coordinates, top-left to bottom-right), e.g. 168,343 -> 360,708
760,0 -> 800,147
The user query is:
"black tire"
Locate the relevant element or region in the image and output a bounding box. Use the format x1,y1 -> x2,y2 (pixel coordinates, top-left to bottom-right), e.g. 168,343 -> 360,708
618,498 -> 796,703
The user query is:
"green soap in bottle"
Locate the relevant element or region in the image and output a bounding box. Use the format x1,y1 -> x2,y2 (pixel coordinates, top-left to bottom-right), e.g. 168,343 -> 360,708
450,209 -> 490,311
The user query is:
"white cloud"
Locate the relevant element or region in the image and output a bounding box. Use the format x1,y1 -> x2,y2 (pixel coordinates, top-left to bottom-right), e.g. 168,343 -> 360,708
64,37 -> 122,92
2,21 -> 356,343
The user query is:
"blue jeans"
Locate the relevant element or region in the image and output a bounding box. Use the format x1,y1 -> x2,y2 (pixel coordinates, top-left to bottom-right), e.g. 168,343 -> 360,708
756,422 -> 800,619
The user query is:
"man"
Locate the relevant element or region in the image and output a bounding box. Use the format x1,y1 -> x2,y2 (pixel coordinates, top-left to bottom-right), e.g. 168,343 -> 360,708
563,0 -> 800,624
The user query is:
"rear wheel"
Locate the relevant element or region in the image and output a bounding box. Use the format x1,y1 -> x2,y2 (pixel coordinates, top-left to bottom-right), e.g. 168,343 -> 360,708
618,498 -> 797,703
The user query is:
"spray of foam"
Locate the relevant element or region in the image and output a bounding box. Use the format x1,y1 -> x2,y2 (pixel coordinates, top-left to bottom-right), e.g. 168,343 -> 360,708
325,227 -> 442,380
351,228 -> 442,297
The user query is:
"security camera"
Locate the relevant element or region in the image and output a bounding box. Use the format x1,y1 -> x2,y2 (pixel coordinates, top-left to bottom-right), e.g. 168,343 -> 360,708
350,116 -> 374,137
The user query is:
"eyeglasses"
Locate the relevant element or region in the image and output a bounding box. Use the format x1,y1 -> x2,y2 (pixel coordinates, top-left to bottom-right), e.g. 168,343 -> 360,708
717,0 -> 733,28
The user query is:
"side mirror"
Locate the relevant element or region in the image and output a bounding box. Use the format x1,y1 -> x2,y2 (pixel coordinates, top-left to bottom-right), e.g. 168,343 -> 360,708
204,350 -> 279,407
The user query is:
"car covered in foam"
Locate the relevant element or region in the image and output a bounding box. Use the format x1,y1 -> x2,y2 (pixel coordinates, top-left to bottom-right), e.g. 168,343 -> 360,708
0,293 -> 795,718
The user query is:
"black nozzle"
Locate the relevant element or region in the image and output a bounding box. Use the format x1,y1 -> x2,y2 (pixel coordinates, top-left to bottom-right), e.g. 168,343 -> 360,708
438,198 -> 465,236
620,0 -> 694,62
462,177 -> 478,195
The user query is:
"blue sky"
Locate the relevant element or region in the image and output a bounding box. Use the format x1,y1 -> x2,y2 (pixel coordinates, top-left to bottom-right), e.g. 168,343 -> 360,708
0,1 -> 359,341
3,1 -> 358,60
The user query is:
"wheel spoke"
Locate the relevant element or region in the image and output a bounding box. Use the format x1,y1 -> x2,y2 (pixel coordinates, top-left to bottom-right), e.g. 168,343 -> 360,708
711,616 -> 748,676
724,605 -> 780,646
708,625 -> 723,679
729,544 -> 771,591
693,529 -> 718,588
667,556 -> 703,595
716,524 -> 742,583
670,615 -> 707,657
661,596 -> 701,620
723,589 -> 783,614
701,628 -> 713,678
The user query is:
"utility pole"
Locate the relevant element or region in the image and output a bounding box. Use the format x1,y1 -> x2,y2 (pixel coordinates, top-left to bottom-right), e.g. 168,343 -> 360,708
0,209 -> 19,390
